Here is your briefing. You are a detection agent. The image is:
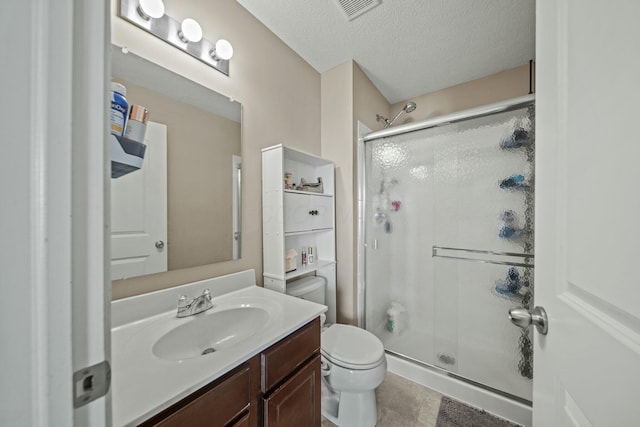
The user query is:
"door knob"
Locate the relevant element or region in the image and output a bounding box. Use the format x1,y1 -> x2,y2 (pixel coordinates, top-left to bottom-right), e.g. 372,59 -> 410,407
155,240 -> 165,249
509,306 -> 548,335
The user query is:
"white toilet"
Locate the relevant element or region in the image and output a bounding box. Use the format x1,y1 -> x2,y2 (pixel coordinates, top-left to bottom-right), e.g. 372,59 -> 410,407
286,276 -> 387,427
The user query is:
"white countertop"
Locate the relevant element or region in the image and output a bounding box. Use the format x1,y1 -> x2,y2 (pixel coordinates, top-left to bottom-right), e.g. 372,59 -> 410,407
111,270 -> 326,426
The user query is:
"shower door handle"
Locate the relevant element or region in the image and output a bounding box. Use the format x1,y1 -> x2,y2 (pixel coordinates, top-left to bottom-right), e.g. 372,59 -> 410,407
509,306 -> 548,335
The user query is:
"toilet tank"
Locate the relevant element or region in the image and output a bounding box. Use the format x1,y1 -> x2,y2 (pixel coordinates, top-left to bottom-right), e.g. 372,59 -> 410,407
286,276 -> 326,305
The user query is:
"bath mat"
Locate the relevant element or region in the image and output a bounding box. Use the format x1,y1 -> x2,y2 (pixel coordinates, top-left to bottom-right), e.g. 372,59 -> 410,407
435,396 -> 521,427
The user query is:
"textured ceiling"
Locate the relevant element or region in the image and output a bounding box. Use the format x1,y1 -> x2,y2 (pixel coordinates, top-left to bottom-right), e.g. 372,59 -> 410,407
235,0 -> 535,104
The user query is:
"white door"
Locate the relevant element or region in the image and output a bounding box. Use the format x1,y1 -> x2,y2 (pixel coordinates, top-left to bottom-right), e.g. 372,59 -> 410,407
111,121 -> 168,280
1,0 -> 109,426
534,1 -> 640,425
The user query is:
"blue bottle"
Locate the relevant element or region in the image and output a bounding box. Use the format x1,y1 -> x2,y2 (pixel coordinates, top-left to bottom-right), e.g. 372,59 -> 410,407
495,267 -> 522,296
499,174 -> 528,191
499,226 -> 523,239
500,128 -> 529,149
110,82 -> 128,137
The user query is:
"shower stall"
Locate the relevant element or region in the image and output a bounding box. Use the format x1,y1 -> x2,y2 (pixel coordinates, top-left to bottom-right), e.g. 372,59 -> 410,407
358,95 -> 535,421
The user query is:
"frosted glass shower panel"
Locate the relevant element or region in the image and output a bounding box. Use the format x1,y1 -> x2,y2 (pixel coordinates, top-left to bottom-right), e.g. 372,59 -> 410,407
364,133 -> 436,367
432,106 -> 535,401
364,104 -> 534,402
434,257 -> 534,401
434,107 -> 534,253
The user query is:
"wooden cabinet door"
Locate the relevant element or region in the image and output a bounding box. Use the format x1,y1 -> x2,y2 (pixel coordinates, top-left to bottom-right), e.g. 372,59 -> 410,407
144,365 -> 251,427
230,412 -> 250,427
261,319 -> 320,393
263,355 -> 321,427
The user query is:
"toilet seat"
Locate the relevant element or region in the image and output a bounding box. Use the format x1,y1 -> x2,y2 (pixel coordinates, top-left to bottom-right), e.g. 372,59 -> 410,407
321,324 -> 385,370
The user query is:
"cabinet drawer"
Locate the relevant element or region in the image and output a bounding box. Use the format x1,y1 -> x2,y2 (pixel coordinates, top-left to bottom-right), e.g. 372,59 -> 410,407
147,364 -> 251,427
261,318 -> 320,393
230,412 -> 250,427
263,354 -> 321,427
284,193 -> 333,233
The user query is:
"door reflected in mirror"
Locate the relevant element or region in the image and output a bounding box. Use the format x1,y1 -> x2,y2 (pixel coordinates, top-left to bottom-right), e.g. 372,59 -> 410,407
110,45 -> 242,281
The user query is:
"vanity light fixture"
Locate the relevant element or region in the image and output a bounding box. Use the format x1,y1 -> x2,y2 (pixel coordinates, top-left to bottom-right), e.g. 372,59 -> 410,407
137,0 -> 165,20
120,0 -> 233,76
211,39 -> 234,61
178,18 -> 203,43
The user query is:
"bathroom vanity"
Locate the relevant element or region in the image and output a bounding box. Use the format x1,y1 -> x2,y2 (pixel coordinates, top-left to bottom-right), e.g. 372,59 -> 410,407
111,270 -> 325,426
140,319 -> 321,427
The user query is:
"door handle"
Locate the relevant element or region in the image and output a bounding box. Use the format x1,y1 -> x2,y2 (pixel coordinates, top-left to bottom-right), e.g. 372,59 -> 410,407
155,240 -> 165,249
509,306 -> 548,335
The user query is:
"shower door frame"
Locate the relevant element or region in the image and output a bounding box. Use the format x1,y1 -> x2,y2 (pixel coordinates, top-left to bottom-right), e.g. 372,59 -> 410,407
356,94 -> 536,403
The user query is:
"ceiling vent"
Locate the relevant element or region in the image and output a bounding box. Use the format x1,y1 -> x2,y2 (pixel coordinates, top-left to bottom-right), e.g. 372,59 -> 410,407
334,0 -> 382,21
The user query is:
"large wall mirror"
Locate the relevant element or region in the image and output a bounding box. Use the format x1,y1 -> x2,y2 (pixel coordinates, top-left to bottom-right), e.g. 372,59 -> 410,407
110,45 -> 242,281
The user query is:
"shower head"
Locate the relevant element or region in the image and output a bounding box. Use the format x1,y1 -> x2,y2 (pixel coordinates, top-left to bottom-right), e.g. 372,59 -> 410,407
404,102 -> 417,113
379,102 -> 418,128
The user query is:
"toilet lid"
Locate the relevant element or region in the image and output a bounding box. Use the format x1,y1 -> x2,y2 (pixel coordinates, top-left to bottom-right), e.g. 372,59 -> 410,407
321,324 -> 385,370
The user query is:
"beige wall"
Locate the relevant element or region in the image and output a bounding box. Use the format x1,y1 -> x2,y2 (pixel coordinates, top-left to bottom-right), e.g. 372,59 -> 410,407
350,64 -> 390,323
320,62 -> 354,323
390,64 -> 530,125
114,79 -> 240,271
320,61 -> 390,324
111,0 -> 321,299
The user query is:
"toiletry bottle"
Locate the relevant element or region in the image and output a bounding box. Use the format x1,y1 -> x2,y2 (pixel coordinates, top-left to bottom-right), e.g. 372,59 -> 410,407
301,246 -> 307,266
124,105 -> 149,143
110,82 -> 128,137
387,302 -> 405,336
386,305 -> 396,333
308,246 -> 314,264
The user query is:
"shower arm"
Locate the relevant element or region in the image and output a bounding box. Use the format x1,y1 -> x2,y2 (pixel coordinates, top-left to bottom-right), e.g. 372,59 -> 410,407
385,109 -> 408,128
376,113 -> 390,127
376,102 -> 417,129
375,111 -> 405,129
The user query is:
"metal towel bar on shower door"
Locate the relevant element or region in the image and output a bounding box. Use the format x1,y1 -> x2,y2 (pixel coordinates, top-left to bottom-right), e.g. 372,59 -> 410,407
432,246 -> 534,268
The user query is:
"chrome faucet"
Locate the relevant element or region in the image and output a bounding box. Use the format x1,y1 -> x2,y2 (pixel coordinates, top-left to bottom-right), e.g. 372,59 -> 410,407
177,289 -> 213,318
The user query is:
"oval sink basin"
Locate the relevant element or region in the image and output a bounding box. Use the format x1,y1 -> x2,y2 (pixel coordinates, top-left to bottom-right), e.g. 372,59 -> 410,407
153,307 -> 269,361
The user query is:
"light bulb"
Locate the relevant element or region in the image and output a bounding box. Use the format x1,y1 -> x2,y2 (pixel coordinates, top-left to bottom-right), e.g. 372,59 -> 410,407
211,39 -> 234,61
137,0 -> 165,20
178,18 -> 203,43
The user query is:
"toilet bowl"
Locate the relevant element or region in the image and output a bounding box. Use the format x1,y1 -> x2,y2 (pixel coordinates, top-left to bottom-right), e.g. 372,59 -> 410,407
321,324 -> 387,427
286,276 -> 387,427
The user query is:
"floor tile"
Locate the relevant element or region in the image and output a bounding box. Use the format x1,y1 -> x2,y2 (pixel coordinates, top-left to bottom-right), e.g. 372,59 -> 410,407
321,416 -> 336,427
377,406 -> 422,427
321,371 -> 443,426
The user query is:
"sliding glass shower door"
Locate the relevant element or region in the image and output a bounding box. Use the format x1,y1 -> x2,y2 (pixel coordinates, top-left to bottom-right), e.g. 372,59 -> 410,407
364,105 -> 534,401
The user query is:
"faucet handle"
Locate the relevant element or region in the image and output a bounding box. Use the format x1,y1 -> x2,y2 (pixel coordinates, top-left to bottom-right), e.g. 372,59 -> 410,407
177,295 -> 188,308
202,289 -> 212,302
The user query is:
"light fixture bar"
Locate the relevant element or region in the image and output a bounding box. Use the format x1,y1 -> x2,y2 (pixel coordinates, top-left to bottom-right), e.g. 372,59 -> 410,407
120,0 -> 231,76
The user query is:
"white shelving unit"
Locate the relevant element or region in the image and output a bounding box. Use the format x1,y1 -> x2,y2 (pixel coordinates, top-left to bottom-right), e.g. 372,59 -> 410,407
262,144 -> 337,324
